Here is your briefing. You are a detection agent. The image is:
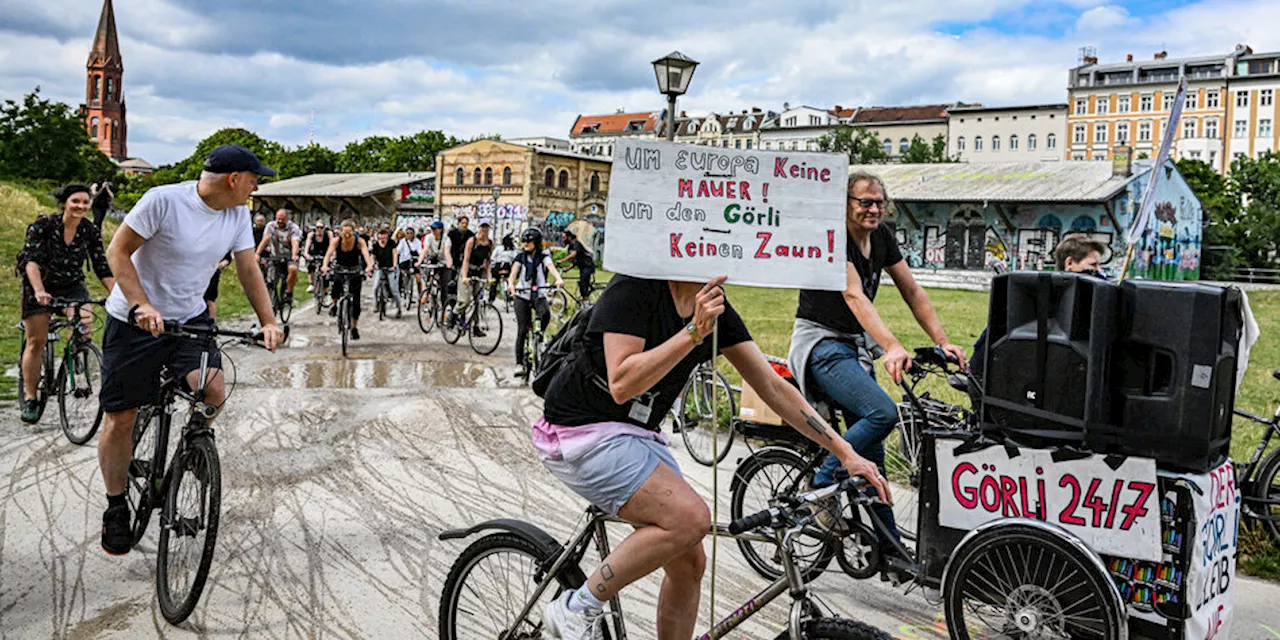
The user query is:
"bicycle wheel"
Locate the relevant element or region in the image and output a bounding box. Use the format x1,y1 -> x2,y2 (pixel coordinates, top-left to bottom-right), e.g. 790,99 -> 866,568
417,284 -> 438,334
438,532 -> 588,640
57,342 -> 104,445
730,448 -> 834,581
441,297 -> 463,344
339,299 -> 351,358
586,283 -> 606,306
279,281 -> 293,324
468,304 -> 503,355
313,274 -> 327,315
771,617 -> 893,640
1254,447 -> 1280,545
157,434 -> 221,624
376,280 -> 387,321
678,368 -> 737,466
127,406 -> 167,546
943,523 -> 1126,640
548,288 -> 570,320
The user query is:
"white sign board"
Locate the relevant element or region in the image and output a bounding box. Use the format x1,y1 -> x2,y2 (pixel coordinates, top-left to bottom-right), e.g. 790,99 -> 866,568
935,441 -> 1162,562
1185,460 -> 1240,640
604,139 -> 848,290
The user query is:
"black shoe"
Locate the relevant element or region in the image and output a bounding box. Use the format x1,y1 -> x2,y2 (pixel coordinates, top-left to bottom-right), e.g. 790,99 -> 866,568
396,309 -> 402,319
878,547 -> 916,586
101,503 -> 132,555
20,398 -> 40,424
329,305 -> 338,317
351,327 -> 361,340
472,327 -> 487,338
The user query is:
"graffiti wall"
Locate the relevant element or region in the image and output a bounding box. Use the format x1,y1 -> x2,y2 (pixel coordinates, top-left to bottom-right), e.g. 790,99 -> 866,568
1120,167 -> 1203,280
444,203 -> 530,242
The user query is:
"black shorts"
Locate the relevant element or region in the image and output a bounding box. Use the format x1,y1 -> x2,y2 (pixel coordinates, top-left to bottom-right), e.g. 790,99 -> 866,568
99,311 -> 223,413
21,280 -> 90,319
204,268 -> 223,302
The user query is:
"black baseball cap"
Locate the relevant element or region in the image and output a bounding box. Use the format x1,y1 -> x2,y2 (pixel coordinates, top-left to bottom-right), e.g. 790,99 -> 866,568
203,144 -> 277,177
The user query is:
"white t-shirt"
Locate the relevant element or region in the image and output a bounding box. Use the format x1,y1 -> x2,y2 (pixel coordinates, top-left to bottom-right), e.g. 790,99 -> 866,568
397,237 -> 421,262
106,182 -> 255,322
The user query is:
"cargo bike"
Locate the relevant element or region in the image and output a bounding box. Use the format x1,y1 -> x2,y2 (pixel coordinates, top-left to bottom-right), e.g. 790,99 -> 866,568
729,344 -> 1241,640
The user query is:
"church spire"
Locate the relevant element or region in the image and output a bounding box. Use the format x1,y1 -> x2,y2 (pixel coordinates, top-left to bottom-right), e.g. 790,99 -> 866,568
88,0 -> 122,68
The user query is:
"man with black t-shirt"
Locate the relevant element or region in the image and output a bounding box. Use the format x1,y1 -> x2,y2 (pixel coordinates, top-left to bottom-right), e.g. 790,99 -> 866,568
446,216 -> 474,296
789,170 -> 965,577
558,229 -> 595,299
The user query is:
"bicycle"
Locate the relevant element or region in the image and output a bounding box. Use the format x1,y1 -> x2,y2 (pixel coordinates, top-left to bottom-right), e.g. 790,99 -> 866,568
398,262 -> 419,311
437,476 -> 893,639
511,284 -> 556,383
307,258 -> 329,315
671,360 -> 739,466
16,298 -> 107,444
264,257 -> 294,324
374,267 -> 398,321
329,268 -> 365,358
122,317 -> 283,624
1231,368 -> 1280,547
416,263 -> 448,335
440,275 -> 503,356
547,268 -> 606,323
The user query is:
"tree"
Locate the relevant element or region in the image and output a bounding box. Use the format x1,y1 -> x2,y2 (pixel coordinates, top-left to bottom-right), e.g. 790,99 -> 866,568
900,134 -> 955,164
1225,152 -> 1280,268
275,143 -> 339,180
0,87 -> 116,183
336,130 -> 461,172
167,127 -> 285,182
816,125 -> 889,164
337,135 -> 393,173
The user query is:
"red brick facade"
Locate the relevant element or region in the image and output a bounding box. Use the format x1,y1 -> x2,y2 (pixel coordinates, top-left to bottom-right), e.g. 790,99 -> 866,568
84,0 -> 127,160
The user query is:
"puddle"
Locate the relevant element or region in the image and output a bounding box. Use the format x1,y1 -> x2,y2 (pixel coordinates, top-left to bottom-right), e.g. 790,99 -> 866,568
257,359 -> 502,389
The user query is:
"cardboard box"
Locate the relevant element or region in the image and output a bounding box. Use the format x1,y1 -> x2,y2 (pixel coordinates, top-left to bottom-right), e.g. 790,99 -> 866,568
738,381 -> 786,426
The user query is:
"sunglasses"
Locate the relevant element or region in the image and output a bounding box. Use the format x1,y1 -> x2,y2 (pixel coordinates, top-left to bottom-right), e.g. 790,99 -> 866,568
849,197 -> 887,210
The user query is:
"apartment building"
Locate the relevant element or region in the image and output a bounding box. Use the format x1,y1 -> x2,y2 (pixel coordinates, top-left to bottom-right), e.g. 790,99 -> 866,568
947,104 -> 1067,162
1225,50 -> 1280,163
567,111 -> 661,158
757,104 -> 840,151
672,108 -> 772,149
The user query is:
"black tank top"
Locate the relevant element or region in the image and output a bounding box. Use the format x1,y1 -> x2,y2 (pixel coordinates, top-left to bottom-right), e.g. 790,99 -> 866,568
334,237 -> 362,268
468,239 -> 493,270
308,232 -> 330,256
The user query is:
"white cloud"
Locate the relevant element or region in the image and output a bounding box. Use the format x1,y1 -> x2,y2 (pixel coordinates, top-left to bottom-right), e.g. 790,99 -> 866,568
1077,5 -> 1133,31
268,113 -> 308,129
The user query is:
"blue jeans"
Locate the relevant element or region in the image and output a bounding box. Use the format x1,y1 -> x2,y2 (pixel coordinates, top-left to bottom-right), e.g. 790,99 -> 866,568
374,268 -> 402,310
807,338 -> 901,542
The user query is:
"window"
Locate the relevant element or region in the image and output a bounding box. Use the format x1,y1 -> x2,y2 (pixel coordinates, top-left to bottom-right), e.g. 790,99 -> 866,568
1097,98 -> 1109,115
806,141 -> 815,151
1138,121 -> 1152,142
90,116 -> 99,139
1183,118 -> 1197,138
1209,150 -> 1218,166
1205,119 -> 1219,139
1027,134 -> 1037,150
1263,89 -> 1275,107
899,138 -> 909,153
1186,92 -> 1198,110
810,115 -> 822,126
1073,124 -> 1086,144
974,136 -> 983,151
956,136 -> 966,152
745,140 -> 752,149
1116,122 -> 1130,143
502,167 -> 512,186
472,168 -> 481,184
1094,123 -> 1107,144
735,139 -> 742,149
764,141 -> 772,149
1206,90 -> 1220,109
992,135 -> 1001,151
1234,151 -> 1247,161
1187,150 -> 1202,159
1075,98 -> 1087,115
791,141 -> 799,150
92,75 -> 101,100
1072,153 -> 1086,161
1140,94 -> 1153,111
883,139 -> 893,154
784,117 -> 797,127
1009,135 -> 1018,150
558,170 -> 569,189
589,172 -> 600,192
1236,91 -> 1249,108
544,168 -> 554,187
1234,119 -> 1248,138
1093,151 -> 1109,161
1163,92 -> 1174,111
1047,133 -> 1057,149
455,167 -> 464,185
483,167 -> 493,185
105,78 -> 114,101
1261,119 -> 1273,138
1118,95 -> 1130,113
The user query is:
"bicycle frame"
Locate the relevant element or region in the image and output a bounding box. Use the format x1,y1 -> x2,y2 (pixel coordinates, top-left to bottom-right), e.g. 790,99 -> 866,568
1236,405 -> 1280,522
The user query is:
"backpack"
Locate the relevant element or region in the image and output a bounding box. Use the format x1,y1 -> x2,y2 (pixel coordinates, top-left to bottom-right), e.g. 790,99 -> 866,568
532,304 -> 598,398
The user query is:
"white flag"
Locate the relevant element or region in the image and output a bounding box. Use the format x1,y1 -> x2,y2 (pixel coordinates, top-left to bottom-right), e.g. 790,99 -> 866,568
1126,76 -> 1188,244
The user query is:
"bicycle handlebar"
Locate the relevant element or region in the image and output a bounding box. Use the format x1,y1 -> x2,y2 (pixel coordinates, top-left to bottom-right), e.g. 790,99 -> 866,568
727,476 -> 871,535
157,321 -> 290,347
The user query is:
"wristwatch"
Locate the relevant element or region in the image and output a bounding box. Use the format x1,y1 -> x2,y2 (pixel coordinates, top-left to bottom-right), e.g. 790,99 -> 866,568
685,322 -> 703,345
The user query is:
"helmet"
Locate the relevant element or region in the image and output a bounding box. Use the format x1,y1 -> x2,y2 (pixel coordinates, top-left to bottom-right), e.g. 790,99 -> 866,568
520,228 -> 543,243
430,220 -> 444,230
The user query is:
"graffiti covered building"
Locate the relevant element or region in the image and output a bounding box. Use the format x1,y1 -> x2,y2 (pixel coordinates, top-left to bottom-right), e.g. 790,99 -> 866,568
853,160 -> 1202,280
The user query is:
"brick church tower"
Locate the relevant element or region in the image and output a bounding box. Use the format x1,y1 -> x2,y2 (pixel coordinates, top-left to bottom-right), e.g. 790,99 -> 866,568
84,0 -> 127,160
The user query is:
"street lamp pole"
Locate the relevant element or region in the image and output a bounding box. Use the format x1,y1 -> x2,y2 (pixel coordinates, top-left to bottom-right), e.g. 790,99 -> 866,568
652,51 -> 699,143
666,94 -> 678,142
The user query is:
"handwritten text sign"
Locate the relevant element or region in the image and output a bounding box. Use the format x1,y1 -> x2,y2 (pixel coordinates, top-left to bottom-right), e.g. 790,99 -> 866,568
604,139 -> 848,290
1186,460 -> 1240,640
936,441 -> 1162,561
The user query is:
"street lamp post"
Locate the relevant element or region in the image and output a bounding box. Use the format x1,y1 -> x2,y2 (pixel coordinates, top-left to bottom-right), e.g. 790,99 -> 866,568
652,51 -> 699,142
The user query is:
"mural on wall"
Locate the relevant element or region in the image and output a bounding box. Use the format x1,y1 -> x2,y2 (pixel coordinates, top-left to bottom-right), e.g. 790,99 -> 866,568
945,208 -> 985,269
394,215 -> 436,231
984,226 -> 1011,269
895,226 -> 922,268
583,213 -> 606,263
1124,171 -> 1203,280
924,226 -> 945,266
444,202 -> 530,240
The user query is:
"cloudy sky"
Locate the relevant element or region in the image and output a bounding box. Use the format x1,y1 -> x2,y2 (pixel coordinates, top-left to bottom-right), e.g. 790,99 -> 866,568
1,0 -> 1277,165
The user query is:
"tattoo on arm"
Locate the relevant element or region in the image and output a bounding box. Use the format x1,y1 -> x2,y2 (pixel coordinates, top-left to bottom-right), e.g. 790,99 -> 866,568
805,414 -> 833,441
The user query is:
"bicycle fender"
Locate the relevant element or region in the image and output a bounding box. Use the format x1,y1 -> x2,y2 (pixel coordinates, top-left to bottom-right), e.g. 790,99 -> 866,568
438,518 -> 563,555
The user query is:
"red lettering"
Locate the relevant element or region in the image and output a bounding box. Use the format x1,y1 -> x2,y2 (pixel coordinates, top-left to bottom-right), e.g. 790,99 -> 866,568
754,232 -> 772,259
709,181 -> 724,197
952,462 -> 979,509
697,181 -> 711,198
1083,478 -> 1106,528
725,182 -> 736,199
774,158 -> 788,178
820,168 -> 831,182
807,246 -> 821,258
1105,479 -> 1123,529
790,245 -> 804,257
685,242 -> 697,256
670,233 -> 683,258
1036,477 -> 1047,520
790,164 -> 801,178
1119,480 -> 1156,531
1058,475 -> 1087,526
1019,477 -> 1032,518
678,179 -> 693,198
999,476 -> 1020,517
739,182 -> 751,200
979,475 -> 1000,512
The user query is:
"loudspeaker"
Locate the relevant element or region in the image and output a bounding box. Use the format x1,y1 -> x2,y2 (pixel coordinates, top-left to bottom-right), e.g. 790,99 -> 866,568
1091,281 -> 1243,472
982,272 -> 1118,446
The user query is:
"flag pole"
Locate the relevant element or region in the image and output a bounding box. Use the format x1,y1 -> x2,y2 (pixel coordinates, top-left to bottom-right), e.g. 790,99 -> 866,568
1121,76 -> 1187,282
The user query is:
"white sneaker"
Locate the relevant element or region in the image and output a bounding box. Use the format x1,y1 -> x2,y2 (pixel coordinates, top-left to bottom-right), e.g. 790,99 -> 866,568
305,284 -> 314,293
544,592 -> 605,640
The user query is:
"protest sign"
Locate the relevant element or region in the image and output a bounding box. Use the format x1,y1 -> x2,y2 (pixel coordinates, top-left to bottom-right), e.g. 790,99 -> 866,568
1185,460 -> 1240,640
935,441 -> 1162,561
604,139 -> 848,290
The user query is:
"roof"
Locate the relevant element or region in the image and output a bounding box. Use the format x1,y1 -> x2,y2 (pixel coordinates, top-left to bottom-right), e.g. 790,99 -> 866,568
89,0 -> 121,65
118,158 -> 154,170
252,172 -> 434,199
570,111 -> 659,137
852,105 -> 951,125
947,103 -> 1068,114
675,110 -> 768,136
852,161 -> 1148,203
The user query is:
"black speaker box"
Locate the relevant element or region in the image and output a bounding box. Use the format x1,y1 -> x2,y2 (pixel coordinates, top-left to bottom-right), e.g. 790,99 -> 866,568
982,272 -> 1118,446
1090,280 -> 1243,473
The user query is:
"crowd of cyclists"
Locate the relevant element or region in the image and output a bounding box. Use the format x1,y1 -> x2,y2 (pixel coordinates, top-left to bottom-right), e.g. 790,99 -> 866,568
11,142 -> 1127,638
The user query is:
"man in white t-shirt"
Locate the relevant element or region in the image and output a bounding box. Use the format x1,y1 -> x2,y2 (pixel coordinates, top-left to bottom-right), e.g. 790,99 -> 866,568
255,208 -> 303,302
97,144 -> 285,556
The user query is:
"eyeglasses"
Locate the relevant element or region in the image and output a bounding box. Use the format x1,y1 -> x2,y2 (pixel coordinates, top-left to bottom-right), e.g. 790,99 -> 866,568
849,197 -> 886,210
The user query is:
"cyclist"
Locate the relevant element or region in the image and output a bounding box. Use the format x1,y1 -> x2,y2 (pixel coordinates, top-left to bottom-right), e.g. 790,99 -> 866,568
557,229 -> 595,300
453,220 -> 493,331
447,216 -> 474,295
535,273 -> 890,638
97,145 -> 284,556
255,208 -> 302,304
321,219 -> 376,339
396,226 -> 423,302
15,183 -> 117,423
788,170 -> 965,572
491,233 -> 517,303
302,220 -> 331,295
415,220 -> 449,303
370,227 -> 402,318
506,228 -> 564,378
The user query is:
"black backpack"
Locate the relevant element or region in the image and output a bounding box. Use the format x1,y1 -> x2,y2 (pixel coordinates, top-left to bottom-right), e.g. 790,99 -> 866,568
532,304 -> 598,398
